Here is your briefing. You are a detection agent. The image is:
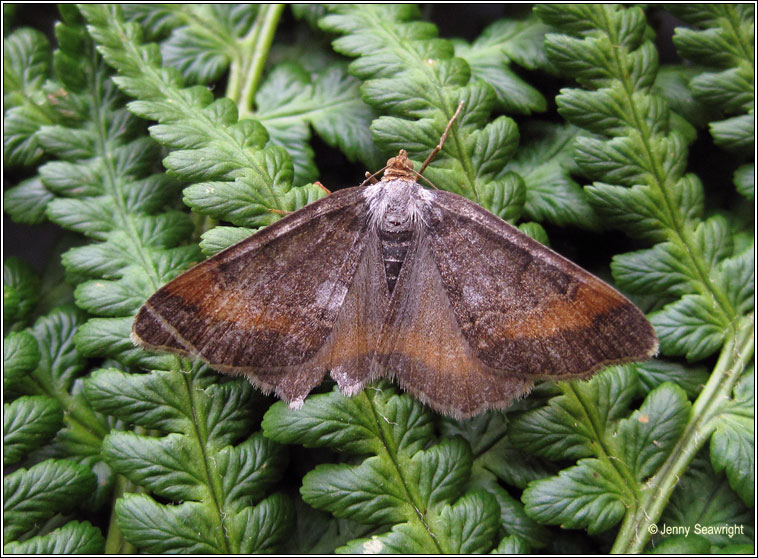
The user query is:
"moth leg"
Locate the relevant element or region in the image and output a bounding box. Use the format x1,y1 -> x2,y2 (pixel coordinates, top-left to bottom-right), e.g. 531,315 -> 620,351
314,181 -> 332,194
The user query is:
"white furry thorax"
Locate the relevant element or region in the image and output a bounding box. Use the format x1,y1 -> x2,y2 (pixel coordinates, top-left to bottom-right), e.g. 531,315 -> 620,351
364,178 -> 433,232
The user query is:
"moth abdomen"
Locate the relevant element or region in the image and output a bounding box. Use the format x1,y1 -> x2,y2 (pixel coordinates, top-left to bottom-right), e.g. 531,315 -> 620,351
379,228 -> 414,293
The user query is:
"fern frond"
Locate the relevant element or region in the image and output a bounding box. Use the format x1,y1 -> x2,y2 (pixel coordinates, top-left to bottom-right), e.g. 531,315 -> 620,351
321,4 -> 524,219
80,4 -> 325,230
263,383 -> 501,553
532,4 -> 754,552
4,6 -> 295,553
670,4 -> 755,199
85,368 -> 293,553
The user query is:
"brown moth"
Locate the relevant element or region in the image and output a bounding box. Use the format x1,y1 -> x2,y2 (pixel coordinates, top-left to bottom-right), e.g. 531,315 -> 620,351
132,110 -> 658,418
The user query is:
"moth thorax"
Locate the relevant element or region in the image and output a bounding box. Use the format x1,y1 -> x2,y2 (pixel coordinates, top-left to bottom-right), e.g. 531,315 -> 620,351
366,178 -> 426,233
364,177 -> 428,293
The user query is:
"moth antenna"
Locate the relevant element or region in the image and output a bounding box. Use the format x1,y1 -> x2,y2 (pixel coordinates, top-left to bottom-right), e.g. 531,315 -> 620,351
268,208 -> 291,215
364,171 -> 379,185
418,100 -> 465,176
359,165 -> 388,187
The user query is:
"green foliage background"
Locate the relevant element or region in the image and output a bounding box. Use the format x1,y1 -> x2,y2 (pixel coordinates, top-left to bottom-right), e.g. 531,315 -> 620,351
3,4 -> 754,554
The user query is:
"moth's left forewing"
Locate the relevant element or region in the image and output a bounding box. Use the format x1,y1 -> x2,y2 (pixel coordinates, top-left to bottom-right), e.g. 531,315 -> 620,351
132,187 -> 379,406
421,191 -> 658,379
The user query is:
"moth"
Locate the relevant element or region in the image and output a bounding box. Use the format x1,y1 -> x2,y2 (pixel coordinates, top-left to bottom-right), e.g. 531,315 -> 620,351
132,110 -> 658,418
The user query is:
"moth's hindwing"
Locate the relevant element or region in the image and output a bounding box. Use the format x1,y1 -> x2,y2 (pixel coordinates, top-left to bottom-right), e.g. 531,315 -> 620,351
375,227 -> 533,418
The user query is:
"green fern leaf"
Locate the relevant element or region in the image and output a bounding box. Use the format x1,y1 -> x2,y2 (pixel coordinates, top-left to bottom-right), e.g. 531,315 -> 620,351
657,455 -> 753,548
533,5 -> 754,552
523,458 -> 629,534
81,4 -> 325,226
670,5 -> 754,153
709,369 -> 754,506
3,257 -> 41,331
3,28 -> 52,165
85,367 -> 292,553
633,360 -> 710,399
159,5 -> 260,84
3,330 -> 40,391
3,396 -> 63,465
320,4 -> 523,216
504,123 -> 601,230
4,5 -> 753,555
4,459 -> 97,542
256,63 -> 383,185
3,520 -> 104,555
263,384 -> 501,553
453,16 -> 549,114
439,413 -> 552,549
3,177 -> 55,224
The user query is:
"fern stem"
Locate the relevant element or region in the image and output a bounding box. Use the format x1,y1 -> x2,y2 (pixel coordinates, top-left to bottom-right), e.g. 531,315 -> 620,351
85,4 -> 288,213
237,4 -> 283,112
104,474 -> 139,554
24,337 -> 110,441
599,10 -> 737,325
335,5 -> 480,201
612,315 -> 754,553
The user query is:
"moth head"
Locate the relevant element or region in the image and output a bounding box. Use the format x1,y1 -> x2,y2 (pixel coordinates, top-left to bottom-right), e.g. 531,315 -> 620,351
381,149 -> 416,182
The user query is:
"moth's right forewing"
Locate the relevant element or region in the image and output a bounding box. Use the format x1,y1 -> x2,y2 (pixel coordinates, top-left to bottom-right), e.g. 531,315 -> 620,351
422,191 -> 658,378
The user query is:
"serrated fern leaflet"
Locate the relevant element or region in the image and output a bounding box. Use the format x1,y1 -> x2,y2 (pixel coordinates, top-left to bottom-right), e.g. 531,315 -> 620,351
82,4 -> 325,231
3,5 -> 295,553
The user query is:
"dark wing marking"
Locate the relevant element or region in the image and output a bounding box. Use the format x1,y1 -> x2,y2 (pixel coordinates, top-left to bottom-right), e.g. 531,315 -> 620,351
421,191 -> 658,378
132,187 -> 373,404
374,229 -> 532,418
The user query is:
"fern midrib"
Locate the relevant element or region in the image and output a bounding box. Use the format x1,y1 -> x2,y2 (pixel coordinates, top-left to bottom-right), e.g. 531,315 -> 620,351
365,392 -> 443,553
600,8 -> 737,325
179,6 -> 241,50
565,383 -> 640,502
613,318 -> 754,552
40,39 -> 174,463
472,429 -> 508,460
78,41 -> 165,295
460,33 -> 519,63
255,94 -> 359,124
589,11 -> 748,547
183,371 -> 233,554
21,361 -> 109,467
